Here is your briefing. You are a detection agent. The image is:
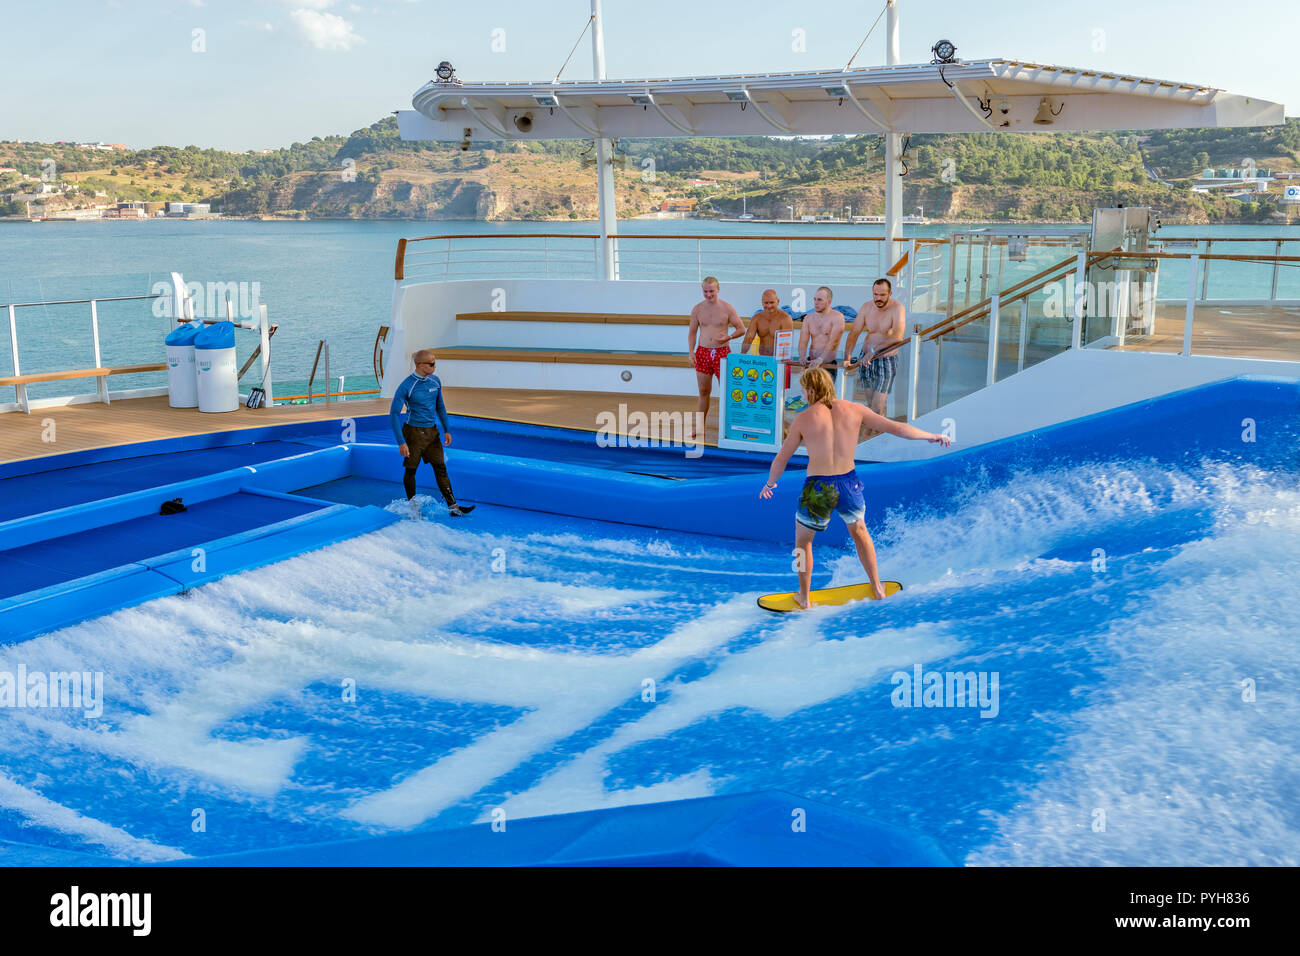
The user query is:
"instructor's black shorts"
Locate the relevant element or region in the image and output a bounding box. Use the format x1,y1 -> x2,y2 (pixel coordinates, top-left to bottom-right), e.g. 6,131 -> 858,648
402,423 -> 446,469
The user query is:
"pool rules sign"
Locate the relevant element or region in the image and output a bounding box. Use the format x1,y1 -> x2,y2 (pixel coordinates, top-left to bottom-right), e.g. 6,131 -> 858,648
719,353 -> 782,452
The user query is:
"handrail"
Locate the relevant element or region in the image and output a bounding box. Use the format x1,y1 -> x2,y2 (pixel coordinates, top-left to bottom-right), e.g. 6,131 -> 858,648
307,341 -> 325,404
0,292 -> 164,309
277,389 -> 381,402
395,238 -> 408,281
374,326 -> 389,384
1157,235 -> 1300,243
236,325 -> 278,380
1108,251 -> 1300,263
923,246 -> 1300,345
920,253 -> 1084,338
395,231 -> 897,279
926,250 -> 1133,342
4,288 -> 174,413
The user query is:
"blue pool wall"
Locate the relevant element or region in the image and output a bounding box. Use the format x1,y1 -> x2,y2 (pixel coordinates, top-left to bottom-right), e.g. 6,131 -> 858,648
155,791 -> 947,867
0,444 -> 397,645
365,373 -> 1300,544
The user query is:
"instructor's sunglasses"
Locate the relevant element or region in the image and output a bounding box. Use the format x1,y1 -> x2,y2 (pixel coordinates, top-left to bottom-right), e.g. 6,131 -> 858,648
417,360 -> 436,367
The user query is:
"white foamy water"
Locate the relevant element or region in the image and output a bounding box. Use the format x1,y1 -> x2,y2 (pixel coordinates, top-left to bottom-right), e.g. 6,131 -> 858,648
966,477 -> 1300,866
0,460 -> 1296,865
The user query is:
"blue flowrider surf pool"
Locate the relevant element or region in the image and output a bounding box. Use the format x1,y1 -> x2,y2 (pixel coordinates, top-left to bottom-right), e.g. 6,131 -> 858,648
0,375 -> 1296,865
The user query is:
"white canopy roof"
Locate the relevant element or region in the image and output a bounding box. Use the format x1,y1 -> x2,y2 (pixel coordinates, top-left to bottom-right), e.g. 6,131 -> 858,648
399,58 -> 1284,141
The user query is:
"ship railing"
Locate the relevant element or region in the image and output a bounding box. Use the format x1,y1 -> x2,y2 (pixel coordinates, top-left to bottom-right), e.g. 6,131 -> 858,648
396,232 -> 928,285
1,281 -> 279,415
1151,236 -> 1300,303
1,290 -> 172,413
268,339 -> 385,405
899,248 -> 1300,421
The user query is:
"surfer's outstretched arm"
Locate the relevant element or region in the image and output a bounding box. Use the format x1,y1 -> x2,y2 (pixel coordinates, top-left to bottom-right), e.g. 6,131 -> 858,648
859,405 -> 951,446
761,420 -> 803,498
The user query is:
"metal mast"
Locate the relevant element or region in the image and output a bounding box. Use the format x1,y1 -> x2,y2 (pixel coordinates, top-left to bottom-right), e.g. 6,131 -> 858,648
883,0 -> 904,259
591,0 -> 619,279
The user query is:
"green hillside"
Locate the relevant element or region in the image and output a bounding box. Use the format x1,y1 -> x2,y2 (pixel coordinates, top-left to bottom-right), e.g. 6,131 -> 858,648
2,116 -> 1296,223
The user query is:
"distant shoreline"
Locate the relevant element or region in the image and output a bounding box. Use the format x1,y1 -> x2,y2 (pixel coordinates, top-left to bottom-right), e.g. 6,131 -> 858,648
7,215 -> 1283,227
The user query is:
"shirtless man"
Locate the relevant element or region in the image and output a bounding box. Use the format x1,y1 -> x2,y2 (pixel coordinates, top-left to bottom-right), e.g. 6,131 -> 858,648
760,367 -> 950,610
741,289 -> 794,357
796,286 -> 845,382
844,278 -> 907,435
687,275 -> 747,437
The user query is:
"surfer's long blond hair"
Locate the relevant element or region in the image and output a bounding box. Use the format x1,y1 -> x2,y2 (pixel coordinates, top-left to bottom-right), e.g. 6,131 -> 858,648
801,367 -> 835,409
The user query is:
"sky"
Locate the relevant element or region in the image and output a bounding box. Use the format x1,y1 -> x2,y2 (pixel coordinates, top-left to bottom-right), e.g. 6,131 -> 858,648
1,0 -> 1295,151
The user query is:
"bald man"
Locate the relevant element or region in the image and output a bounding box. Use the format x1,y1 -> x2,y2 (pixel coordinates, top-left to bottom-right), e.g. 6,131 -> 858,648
742,290 -> 795,357
390,349 -> 475,518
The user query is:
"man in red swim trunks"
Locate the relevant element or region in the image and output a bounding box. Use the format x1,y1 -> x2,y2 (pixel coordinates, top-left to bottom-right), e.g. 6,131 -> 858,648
687,275 -> 747,439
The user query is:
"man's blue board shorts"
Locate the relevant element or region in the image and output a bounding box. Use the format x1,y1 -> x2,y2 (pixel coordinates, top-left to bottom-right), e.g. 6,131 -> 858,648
795,470 -> 866,531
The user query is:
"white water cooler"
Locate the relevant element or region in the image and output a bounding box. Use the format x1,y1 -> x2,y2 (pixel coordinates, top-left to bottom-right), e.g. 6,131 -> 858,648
194,321 -> 239,413
164,322 -> 201,408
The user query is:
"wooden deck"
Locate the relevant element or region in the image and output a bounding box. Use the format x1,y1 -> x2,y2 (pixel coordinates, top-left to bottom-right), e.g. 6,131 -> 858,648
1117,303 -> 1300,360
0,389 -> 722,464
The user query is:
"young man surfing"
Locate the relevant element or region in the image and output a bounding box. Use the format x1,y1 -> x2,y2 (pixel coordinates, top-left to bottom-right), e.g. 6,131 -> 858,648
759,367 -> 950,610
390,349 -> 476,517
687,275 -> 747,439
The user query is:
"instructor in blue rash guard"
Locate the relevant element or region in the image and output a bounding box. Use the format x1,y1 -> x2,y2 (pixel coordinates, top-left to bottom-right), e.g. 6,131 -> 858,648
390,349 -> 475,517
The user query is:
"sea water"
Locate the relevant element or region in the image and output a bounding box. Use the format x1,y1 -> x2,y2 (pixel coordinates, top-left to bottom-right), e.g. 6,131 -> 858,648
0,456 -> 1296,865
1,220 -> 1295,402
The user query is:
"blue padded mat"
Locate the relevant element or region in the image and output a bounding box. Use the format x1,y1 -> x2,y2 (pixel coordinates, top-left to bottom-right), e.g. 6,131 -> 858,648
0,491 -> 323,598
0,441 -> 319,522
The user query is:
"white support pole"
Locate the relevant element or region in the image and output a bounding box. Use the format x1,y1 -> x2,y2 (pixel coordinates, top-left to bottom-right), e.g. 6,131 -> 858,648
7,302 -> 27,414
1017,298 -> 1029,372
90,298 -> 108,404
882,1 -> 902,252
884,134 -> 903,254
169,271 -> 186,326
985,294 -> 1000,386
1183,254 -> 1198,356
1111,272 -> 1124,342
907,321 -> 921,422
591,0 -> 618,280
886,0 -> 900,63
1071,252 -> 1086,349
905,237 -> 918,313
258,303 -> 273,404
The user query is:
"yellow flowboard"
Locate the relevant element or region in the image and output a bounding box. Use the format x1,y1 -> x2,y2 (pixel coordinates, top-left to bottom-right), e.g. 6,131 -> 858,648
757,580 -> 903,612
